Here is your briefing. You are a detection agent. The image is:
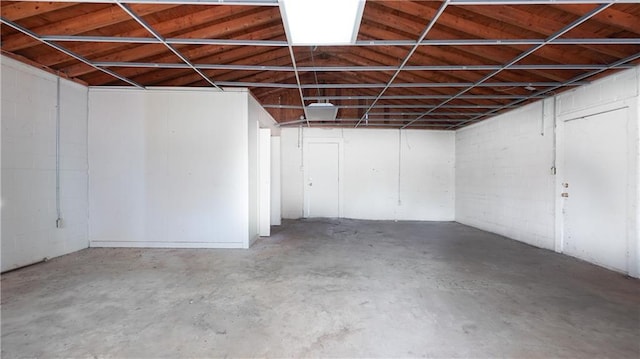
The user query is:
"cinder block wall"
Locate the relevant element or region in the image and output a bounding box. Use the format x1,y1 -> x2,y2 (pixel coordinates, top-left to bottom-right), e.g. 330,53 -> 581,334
456,100 -> 556,250
456,67 -> 640,277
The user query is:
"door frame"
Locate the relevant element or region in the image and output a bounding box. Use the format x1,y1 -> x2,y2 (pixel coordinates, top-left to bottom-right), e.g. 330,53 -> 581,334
303,138 -> 344,218
554,98 -> 639,277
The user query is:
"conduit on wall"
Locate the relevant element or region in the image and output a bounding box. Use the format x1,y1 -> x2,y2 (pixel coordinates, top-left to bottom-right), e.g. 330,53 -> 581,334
398,129 -> 402,207
55,76 -> 62,228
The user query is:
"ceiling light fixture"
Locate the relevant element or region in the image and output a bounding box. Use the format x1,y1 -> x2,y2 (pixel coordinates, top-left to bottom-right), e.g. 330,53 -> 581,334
305,103 -> 339,121
279,0 -> 365,46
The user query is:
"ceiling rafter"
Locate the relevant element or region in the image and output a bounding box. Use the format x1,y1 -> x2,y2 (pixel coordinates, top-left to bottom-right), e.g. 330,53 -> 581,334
1,17 -> 144,87
2,3 -> 180,52
1,1 -> 78,20
355,0 -> 451,127
1,0 -> 638,129
362,1 -> 589,83
459,4 -> 634,59
449,50 -> 640,129
60,8 -> 282,77
33,5 -> 273,66
403,2 -> 613,129
114,1 -> 222,89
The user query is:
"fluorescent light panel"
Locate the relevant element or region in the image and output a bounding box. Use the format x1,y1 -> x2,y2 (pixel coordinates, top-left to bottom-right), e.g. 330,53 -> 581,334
305,102 -> 338,121
280,0 -> 365,45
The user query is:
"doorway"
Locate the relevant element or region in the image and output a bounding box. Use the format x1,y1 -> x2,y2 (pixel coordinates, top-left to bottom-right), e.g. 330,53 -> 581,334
303,139 -> 343,218
562,108 -> 629,272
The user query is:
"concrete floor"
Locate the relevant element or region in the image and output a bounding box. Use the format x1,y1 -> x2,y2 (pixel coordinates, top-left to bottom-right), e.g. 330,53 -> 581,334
2,219 -> 639,358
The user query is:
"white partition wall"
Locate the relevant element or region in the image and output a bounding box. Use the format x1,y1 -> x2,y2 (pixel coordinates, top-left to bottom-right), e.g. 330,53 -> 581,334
89,88 -> 277,249
259,128 -> 271,236
270,136 -> 282,226
1,56 -> 89,272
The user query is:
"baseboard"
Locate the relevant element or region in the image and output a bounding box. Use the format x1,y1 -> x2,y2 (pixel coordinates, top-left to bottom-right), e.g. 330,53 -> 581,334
90,241 -> 245,249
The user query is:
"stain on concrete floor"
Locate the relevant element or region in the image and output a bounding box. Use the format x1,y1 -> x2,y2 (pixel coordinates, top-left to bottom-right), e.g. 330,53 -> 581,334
2,219 -> 639,358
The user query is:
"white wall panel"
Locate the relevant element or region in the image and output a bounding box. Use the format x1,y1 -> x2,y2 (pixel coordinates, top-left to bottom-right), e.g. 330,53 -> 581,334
1,56 -> 88,272
281,127 -> 304,219
270,136 -> 282,226
89,89 -> 250,248
258,128 -> 271,237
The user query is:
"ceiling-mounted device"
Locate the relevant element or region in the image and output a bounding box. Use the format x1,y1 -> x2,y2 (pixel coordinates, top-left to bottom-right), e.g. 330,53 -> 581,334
304,103 -> 338,121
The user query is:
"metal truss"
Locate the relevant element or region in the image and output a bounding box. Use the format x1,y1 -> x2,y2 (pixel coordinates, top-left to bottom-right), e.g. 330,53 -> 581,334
0,18 -> 144,88
115,1 -> 222,90
40,35 -> 640,47
401,3 -> 614,129
447,51 -> 640,130
91,61 -> 634,73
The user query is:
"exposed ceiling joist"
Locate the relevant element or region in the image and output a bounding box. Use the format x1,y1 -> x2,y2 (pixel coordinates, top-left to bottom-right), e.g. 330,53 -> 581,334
403,2 -> 613,128
1,0 -> 638,129
0,17 -> 144,88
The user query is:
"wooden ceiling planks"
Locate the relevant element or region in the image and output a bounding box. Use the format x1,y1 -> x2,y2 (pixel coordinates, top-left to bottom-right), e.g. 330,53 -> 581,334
1,0 -> 638,129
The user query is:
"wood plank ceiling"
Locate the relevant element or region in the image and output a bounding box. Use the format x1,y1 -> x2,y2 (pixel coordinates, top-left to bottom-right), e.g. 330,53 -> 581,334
2,0 -> 639,129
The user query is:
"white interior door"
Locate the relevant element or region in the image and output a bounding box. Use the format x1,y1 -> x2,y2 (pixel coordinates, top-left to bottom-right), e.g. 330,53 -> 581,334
304,141 -> 341,218
562,108 -> 628,272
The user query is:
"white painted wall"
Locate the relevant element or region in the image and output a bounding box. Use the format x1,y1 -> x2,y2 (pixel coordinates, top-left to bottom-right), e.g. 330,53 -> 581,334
1,56 -> 89,272
270,136 -> 282,226
248,95 -> 279,242
456,66 -> 640,277
89,88 -> 252,248
281,128 -> 455,221
456,100 -> 556,250
248,110 -> 259,246
258,128 -> 271,237
281,127 -> 304,219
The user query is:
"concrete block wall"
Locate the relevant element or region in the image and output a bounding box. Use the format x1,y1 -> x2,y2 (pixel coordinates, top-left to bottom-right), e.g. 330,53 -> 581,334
456,100 -> 556,250
456,66 -> 640,277
1,56 -> 89,272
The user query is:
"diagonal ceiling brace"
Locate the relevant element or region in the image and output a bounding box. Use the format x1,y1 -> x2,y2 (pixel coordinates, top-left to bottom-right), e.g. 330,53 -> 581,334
0,17 -> 144,88
448,51 -> 640,130
402,2 -> 613,129
355,0 -> 450,128
115,1 -> 223,91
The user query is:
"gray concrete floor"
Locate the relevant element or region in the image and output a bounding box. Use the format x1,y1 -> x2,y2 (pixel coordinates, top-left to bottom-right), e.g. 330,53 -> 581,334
2,219 -> 639,358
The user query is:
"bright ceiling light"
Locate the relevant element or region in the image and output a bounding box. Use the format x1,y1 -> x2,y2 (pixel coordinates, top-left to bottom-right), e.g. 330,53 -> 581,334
279,0 -> 365,45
